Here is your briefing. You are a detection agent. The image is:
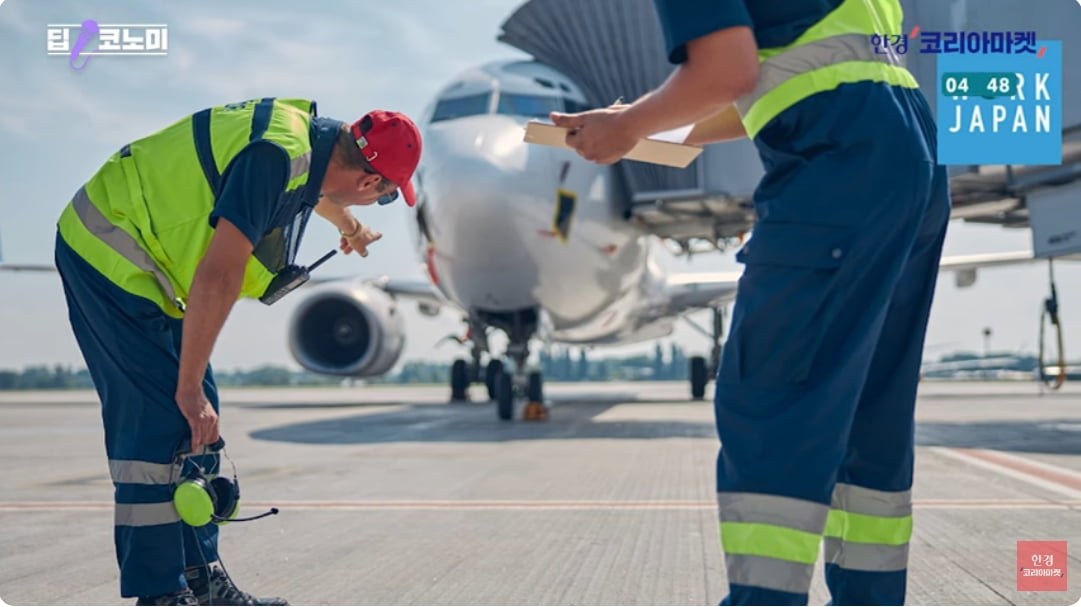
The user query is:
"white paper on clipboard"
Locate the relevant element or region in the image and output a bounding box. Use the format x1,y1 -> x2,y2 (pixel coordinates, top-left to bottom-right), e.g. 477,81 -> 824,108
648,124 -> 695,144
522,120 -> 703,168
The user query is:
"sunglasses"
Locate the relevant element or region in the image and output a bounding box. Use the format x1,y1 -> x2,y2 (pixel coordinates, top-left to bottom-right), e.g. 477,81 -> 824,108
377,189 -> 399,206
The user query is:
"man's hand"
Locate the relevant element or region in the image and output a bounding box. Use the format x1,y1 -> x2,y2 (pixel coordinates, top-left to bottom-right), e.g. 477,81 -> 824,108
176,388 -> 219,453
550,108 -> 646,165
553,26 -> 758,167
340,222 -> 382,257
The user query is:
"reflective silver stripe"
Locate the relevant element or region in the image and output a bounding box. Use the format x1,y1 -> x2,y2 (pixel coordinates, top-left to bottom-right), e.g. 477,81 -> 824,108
290,152 -> 311,180
726,553 -> 815,595
735,33 -> 904,116
831,483 -> 911,518
71,186 -> 180,305
824,537 -> 909,572
286,208 -> 305,263
109,460 -> 177,485
718,492 -> 829,535
115,502 -> 180,527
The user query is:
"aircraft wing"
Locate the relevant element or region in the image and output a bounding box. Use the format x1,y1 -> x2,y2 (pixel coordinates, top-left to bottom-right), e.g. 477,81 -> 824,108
938,250 -> 1081,287
661,272 -> 742,316
364,276 -> 446,311
627,272 -> 741,331
3,248 -> 1073,311
0,262 -> 56,272
648,248 -> 1077,323
0,232 -> 57,272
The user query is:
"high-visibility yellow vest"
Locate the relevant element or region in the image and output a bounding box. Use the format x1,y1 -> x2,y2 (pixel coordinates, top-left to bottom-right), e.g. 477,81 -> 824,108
57,98 -> 322,318
734,0 -> 920,140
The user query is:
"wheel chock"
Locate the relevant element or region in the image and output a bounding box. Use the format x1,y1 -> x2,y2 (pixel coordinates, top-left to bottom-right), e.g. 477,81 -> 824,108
522,401 -> 548,421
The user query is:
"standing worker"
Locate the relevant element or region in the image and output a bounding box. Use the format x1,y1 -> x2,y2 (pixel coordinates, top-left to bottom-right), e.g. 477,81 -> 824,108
551,0 -> 948,604
54,98 -> 422,606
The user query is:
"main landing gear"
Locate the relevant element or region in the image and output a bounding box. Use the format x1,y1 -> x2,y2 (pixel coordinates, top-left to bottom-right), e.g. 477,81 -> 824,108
686,307 -> 725,401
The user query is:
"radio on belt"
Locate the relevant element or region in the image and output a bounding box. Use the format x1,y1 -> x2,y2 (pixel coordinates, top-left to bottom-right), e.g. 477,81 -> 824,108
259,249 -> 337,305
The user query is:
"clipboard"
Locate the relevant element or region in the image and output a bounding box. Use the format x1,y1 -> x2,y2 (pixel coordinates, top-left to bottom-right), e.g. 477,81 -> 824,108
523,121 -> 703,169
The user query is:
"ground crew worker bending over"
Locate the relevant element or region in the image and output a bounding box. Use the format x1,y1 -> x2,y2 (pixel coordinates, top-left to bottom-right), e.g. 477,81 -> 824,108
552,0 -> 949,604
54,98 -> 422,606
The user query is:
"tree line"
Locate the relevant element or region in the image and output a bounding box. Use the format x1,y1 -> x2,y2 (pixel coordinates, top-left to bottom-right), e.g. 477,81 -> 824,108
0,343 -> 700,389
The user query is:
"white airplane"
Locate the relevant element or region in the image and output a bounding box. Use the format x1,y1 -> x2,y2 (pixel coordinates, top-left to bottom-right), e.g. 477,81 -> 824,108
5,0 -> 1081,421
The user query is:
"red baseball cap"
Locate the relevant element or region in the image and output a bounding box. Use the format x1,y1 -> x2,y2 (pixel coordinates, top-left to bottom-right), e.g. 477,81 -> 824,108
348,110 -> 423,206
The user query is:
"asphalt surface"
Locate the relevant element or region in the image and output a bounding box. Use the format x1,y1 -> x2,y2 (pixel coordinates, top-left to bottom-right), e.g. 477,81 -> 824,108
1,380 -> 1080,606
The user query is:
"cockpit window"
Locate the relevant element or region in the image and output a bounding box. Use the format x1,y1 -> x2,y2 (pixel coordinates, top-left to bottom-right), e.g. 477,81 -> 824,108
497,93 -> 591,118
430,93 -> 491,123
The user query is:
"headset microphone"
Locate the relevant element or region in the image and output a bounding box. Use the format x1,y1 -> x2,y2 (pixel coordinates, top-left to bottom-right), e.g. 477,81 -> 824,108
213,507 -> 279,523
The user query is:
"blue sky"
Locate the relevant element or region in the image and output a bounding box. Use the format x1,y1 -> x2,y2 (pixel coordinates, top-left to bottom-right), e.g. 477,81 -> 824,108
1,0 -> 1080,374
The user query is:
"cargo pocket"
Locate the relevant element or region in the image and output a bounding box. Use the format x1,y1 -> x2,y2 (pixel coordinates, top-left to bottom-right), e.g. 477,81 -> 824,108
720,221 -> 854,389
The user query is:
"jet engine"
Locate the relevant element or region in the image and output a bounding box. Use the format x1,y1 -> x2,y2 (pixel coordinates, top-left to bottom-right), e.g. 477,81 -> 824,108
287,282 -> 405,377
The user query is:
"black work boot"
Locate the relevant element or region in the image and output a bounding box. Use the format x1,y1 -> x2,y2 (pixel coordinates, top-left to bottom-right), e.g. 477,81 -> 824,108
135,588 -> 200,606
184,563 -> 288,606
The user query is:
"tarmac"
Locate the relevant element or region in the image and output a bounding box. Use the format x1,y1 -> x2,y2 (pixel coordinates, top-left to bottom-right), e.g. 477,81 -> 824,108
1,380 -> 1080,606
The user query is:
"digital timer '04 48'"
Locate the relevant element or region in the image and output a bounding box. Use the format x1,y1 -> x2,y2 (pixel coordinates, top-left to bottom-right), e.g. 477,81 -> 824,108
942,72 -> 1020,99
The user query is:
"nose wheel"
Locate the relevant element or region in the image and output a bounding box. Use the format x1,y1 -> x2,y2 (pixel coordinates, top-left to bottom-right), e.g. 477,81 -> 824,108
493,366 -> 547,422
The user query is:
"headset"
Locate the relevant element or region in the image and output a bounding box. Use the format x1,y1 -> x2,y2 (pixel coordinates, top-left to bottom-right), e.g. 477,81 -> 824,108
172,437 -> 278,527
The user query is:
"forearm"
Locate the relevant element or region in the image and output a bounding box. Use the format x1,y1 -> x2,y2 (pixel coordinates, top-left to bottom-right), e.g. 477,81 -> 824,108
618,26 -> 758,141
315,198 -> 360,235
176,259 -> 246,393
619,62 -> 751,140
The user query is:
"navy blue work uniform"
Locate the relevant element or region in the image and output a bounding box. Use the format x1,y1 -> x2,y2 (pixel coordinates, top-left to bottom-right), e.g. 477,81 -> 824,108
54,116 -> 340,599
655,0 -> 951,604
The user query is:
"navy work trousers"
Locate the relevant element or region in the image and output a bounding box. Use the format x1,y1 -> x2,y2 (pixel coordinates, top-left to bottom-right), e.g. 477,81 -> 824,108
55,233 -> 220,599
714,80 -> 951,606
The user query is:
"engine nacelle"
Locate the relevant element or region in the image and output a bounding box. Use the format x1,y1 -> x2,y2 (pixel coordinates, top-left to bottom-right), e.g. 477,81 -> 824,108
287,282 -> 405,377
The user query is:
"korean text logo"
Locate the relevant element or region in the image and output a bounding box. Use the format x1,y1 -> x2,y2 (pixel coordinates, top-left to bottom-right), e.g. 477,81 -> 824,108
1017,540 -> 1067,592
869,29 -> 1044,57
47,20 -> 168,71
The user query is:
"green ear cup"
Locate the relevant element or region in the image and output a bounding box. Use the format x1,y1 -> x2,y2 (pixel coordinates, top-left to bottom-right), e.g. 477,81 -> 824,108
216,498 -> 241,526
174,479 -> 214,527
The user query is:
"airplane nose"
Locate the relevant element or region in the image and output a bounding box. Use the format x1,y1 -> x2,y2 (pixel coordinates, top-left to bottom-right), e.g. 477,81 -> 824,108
424,116 -> 538,175
420,117 -> 559,309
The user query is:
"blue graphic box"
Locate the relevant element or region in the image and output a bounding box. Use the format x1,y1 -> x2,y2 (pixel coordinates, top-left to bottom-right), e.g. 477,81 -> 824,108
936,40 -> 1062,165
